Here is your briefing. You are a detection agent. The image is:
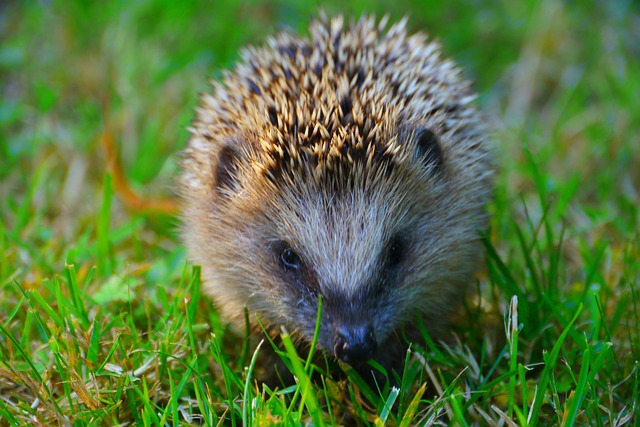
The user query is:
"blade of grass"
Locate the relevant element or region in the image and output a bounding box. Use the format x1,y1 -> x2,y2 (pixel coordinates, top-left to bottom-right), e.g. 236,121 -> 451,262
377,386 -> 399,424
304,294 -> 322,372
449,390 -> 469,427
564,341 -> 612,427
507,296 -> 519,419
96,333 -> 121,373
399,383 -> 426,427
64,263 -> 89,328
518,363 -> 529,421
528,303 -> 583,425
87,319 -> 101,366
281,296 -> 324,420
24,288 -> 62,326
97,173 -> 114,276
209,333 -> 241,427
280,330 -> 324,427
242,340 -> 263,427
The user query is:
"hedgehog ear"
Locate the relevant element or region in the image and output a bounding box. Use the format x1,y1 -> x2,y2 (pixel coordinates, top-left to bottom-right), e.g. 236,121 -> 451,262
414,127 -> 444,173
214,144 -> 244,196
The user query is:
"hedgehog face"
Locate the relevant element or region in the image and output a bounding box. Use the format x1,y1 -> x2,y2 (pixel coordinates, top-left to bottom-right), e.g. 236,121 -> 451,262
180,14 -> 492,368
184,124 -> 479,365
246,129 -> 460,363
262,181 -> 422,363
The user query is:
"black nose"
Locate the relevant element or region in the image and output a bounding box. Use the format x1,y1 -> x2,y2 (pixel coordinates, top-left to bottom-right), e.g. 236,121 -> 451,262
333,324 -> 377,364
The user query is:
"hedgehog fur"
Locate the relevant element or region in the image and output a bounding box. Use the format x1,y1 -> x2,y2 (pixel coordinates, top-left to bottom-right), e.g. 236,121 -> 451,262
180,14 -> 493,376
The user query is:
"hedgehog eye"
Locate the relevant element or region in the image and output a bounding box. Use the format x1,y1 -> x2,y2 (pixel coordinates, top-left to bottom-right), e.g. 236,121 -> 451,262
279,244 -> 302,271
387,235 -> 405,268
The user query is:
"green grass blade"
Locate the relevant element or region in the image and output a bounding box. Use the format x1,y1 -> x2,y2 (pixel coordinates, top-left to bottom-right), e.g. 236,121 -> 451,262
529,304 -> 583,425
280,330 -> 325,427
243,340 -> 263,427
378,386 -> 399,423
97,173 -> 113,276
564,341 -> 612,427
399,383 -> 426,427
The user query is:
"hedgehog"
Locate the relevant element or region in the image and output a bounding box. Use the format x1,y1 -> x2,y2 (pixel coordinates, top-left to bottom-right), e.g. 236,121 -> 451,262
180,14 -> 492,379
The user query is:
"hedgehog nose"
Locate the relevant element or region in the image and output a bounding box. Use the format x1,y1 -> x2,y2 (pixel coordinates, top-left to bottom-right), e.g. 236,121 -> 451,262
333,324 -> 377,364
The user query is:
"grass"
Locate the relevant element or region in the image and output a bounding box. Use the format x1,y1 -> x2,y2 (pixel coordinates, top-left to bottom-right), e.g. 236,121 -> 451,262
1,0 -> 639,425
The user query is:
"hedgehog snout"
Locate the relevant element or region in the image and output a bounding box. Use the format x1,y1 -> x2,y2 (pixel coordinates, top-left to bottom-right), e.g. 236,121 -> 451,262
333,323 -> 377,364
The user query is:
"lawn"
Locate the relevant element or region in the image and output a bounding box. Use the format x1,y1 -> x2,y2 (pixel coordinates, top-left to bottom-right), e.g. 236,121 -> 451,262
1,0 -> 639,425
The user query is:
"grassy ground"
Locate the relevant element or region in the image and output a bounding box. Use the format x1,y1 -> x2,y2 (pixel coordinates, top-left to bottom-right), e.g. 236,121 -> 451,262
1,0 -> 639,425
